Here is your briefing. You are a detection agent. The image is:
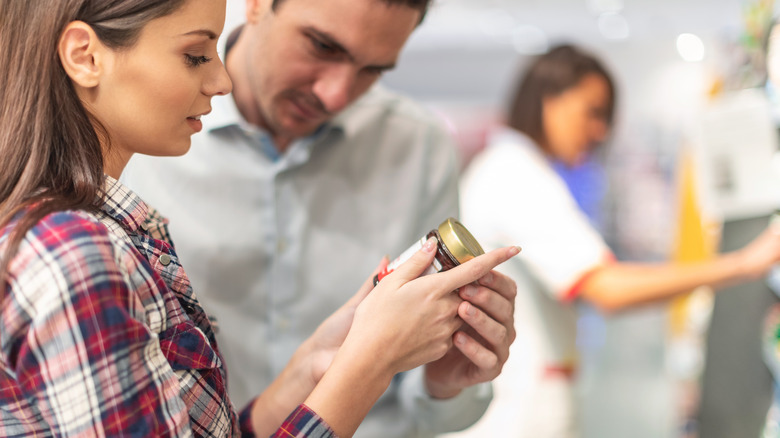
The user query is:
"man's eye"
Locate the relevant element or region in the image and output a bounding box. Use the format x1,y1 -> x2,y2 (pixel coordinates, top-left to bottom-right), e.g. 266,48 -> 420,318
364,67 -> 385,76
185,54 -> 212,67
311,38 -> 336,54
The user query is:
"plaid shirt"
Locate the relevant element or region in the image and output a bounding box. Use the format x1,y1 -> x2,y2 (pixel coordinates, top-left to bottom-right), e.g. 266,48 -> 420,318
0,176 -> 334,438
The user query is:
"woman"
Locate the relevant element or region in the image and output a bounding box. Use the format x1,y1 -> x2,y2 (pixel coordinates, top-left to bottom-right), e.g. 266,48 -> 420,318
456,44 -> 780,437
0,1 -> 520,436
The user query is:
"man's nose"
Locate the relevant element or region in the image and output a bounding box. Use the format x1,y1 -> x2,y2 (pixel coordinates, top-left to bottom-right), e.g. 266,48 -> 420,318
311,65 -> 356,114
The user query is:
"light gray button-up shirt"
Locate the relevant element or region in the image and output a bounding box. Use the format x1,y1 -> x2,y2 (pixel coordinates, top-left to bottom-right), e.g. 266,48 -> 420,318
123,85 -> 491,437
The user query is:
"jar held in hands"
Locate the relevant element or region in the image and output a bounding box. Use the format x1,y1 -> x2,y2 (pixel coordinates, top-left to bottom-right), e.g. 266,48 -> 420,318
374,218 -> 485,285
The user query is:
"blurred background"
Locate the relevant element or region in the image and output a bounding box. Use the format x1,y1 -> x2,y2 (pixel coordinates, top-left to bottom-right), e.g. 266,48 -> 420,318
226,1 -> 780,436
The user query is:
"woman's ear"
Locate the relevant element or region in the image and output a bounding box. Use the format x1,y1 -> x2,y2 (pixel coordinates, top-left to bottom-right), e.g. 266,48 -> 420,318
58,21 -> 104,88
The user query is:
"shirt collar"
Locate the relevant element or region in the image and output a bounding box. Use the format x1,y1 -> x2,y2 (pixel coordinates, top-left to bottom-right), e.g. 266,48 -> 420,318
204,93 -> 344,162
329,84 -> 383,139
100,175 -> 150,234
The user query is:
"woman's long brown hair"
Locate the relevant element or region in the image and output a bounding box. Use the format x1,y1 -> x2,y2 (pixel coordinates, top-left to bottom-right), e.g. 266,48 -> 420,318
0,0 -> 185,296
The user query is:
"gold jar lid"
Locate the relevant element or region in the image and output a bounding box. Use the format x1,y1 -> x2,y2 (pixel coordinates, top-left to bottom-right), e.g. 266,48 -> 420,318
438,217 -> 485,264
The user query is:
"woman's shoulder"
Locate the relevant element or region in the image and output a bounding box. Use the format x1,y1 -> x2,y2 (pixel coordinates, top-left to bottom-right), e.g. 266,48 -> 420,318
8,209 -> 128,280
28,209 -> 115,245
465,127 -> 557,187
2,208 -> 141,317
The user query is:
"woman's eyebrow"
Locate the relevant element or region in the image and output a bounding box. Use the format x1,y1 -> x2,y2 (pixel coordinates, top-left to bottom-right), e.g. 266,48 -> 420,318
181,29 -> 218,40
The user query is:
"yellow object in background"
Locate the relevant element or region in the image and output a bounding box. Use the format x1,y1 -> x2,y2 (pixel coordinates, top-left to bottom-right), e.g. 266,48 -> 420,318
668,149 -> 719,438
669,150 -> 718,337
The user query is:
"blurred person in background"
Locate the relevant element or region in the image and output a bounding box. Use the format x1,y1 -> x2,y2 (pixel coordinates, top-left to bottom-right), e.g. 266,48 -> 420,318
453,43 -> 780,437
122,0 -> 518,436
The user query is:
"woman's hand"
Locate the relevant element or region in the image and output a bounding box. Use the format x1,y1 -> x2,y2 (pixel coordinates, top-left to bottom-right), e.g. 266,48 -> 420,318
302,241 -> 520,437
732,224 -> 780,281
342,240 -> 521,378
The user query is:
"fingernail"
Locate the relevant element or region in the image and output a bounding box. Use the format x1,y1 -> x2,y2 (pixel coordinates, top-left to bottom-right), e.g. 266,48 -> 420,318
455,332 -> 466,345
460,285 -> 476,298
423,237 -> 437,253
508,246 -> 522,256
480,272 -> 493,285
465,302 -> 476,316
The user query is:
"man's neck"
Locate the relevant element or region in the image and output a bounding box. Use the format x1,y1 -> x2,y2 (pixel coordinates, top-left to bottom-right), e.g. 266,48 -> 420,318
226,34 -> 294,155
271,133 -> 294,154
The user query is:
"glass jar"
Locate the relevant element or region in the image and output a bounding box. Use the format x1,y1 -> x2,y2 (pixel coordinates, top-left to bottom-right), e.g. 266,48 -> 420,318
373,217 -> 485,285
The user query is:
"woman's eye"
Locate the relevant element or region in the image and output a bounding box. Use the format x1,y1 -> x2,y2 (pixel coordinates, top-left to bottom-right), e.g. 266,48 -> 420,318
185,54 -> 212,67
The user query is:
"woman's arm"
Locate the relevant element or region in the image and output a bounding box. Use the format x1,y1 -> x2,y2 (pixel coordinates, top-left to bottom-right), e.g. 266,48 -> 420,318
580,227 -> 780,312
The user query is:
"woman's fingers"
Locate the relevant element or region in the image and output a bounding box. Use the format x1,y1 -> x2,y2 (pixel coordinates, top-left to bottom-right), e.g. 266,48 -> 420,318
379,237 -> 438,287
415,246 -> 521,298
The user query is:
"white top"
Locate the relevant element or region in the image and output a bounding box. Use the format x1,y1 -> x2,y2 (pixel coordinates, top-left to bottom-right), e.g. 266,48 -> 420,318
122,85 -> 492,438
447,126 -> 613,438
460,126 -> 612,366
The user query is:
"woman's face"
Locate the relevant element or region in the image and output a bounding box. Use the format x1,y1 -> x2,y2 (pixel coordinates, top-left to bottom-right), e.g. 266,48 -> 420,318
541,73 -> 611,166
88,0 -> 232,176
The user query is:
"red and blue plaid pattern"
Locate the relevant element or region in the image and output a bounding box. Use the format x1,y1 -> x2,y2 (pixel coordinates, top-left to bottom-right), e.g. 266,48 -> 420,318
0,177 -> 334,437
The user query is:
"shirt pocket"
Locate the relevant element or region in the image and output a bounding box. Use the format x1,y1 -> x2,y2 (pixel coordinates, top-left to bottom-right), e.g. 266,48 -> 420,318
158,320 -> 220,371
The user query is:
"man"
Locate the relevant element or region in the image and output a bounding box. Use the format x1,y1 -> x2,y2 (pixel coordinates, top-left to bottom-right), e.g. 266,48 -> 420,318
123,0 -> 515,436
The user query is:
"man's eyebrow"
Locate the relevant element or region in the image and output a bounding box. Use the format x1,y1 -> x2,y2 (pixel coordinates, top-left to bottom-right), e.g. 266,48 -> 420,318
181,29 -> 219,40
307,28 -> 396,71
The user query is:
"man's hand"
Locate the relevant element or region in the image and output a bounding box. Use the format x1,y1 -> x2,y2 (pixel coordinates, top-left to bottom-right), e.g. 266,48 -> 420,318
423,269 -> 517,399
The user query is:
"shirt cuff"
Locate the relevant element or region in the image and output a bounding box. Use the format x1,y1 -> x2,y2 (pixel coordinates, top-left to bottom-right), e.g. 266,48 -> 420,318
270,404 -> 336,438
240,401 -> 336,438
239,397 -> 257,437
399,367 -> 493,434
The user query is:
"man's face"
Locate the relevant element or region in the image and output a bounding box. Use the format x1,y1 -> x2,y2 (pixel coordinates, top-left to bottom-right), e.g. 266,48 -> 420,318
243,0 -> 420,139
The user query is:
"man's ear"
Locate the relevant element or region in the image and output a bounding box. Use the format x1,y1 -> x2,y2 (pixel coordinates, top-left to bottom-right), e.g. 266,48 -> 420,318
246,0 -> 271,23
58,21 -> 104,88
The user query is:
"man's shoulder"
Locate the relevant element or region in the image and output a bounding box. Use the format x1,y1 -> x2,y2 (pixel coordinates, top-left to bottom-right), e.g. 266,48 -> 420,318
338,85 -> 446,131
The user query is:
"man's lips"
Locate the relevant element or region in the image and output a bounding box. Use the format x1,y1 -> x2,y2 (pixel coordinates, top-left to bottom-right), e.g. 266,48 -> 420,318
290,97 -> 325,120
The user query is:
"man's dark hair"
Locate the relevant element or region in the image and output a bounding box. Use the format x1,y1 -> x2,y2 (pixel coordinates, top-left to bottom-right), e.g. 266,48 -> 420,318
271,0 -> 432,24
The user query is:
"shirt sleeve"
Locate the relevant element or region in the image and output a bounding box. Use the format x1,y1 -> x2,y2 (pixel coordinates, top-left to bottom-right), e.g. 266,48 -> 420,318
398,368 -> 493,434
239,399 -> 336,438
3,213 -> 192,436
461,138 -> 613,301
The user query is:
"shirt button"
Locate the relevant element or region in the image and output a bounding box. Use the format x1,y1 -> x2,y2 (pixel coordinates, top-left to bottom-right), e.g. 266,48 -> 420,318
277,238 -> 287,253
159,254 -> 172,266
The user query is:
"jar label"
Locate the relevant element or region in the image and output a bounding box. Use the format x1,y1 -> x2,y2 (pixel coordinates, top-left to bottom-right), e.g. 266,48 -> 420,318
376,237 -> 443,282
